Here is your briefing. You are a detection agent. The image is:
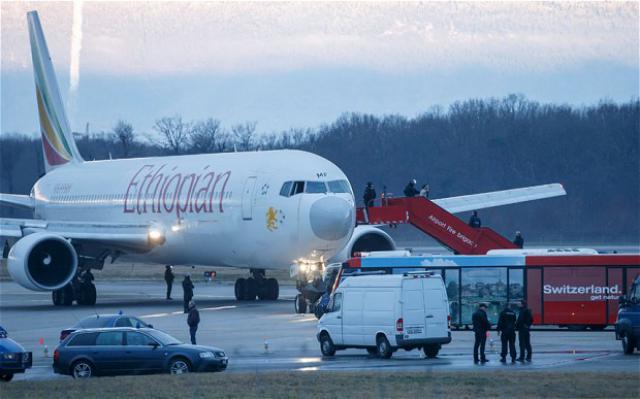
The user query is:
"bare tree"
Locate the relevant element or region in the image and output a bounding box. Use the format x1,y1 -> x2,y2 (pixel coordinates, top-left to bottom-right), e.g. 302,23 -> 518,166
153,116 -> 190,155
231,121 -> 257,151
112,120 -> 135,157
189,118 -> 221,154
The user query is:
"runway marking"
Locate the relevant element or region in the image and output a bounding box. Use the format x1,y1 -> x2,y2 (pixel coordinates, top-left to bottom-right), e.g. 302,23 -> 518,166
140,306 -> 236,319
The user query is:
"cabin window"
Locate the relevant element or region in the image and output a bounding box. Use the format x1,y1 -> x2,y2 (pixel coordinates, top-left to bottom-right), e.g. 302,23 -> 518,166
327,180 -> 352,194
291,181 -> 305,196
305,181 -> 327,194
279,181 -> 293,197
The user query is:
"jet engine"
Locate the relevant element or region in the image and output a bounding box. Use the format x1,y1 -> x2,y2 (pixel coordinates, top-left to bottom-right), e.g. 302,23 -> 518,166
7,232 -> 78,291
329,225 -> 396,262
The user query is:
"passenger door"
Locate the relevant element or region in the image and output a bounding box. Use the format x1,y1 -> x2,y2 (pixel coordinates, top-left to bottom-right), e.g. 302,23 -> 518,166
93,331 -> 125,373
322,293 -> 343,345
241,176 -> 257,220
125,332 -> 164,373
342,290 -> 364,345
423,279 -> 449,339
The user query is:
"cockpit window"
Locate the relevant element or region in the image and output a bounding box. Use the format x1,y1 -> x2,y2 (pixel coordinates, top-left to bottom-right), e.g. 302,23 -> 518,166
305,181 -> 327,194
279,181 -> 293,197
292,181 -> 305,195
327,180 -> 352,194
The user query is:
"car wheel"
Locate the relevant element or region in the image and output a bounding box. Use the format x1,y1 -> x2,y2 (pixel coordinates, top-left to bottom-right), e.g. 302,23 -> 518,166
294,294 -> 307,314
376,335 -> 392,359
366,347 -> 377,356
320,332 -> 336,356
71,360 -> 94,379
423,344 -> 440,358
169,358 -> 191,374
0,373 -> 14,382
622,334 -> 636,355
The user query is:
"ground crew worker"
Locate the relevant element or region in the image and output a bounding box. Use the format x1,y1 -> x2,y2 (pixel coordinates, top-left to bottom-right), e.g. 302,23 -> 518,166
2,240 -> 9,259
182,274 -> 194,313
187,300 -> 200,345
472,303 -> 491,363
497,304 -> 517,363
363,182 -> 376,207
403,179 -> 419,197
469,211 -> 482,228
164,265 -> 175,300
513,231 -> 524,248
516,300 -> 533,361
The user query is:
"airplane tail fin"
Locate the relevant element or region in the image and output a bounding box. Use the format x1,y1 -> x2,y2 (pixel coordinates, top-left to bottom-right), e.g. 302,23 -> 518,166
27,11 -> 83,172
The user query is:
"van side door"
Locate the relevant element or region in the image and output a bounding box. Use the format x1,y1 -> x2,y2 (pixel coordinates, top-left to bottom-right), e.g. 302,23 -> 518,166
342,289 -> 364,346
423,279 -> 449,339
323,293 -> 344,345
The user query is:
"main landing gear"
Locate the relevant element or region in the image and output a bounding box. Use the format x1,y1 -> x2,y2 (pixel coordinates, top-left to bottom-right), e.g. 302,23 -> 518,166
52,269 -> 97,306
292,262 -> 325,314
234,269 -> 279,301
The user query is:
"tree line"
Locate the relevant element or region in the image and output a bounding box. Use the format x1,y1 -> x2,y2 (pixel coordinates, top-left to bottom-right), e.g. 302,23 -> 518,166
1,95 -> 638,243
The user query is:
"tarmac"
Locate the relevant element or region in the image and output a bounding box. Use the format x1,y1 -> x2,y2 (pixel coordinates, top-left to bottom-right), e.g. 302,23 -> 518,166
0,279 -> 638,381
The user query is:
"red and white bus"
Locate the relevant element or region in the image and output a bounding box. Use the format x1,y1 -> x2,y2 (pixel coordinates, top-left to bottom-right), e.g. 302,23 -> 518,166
340,250 -> 640,330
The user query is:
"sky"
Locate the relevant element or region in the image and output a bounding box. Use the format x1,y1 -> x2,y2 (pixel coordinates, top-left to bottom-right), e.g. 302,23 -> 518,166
1,1 -> 638,136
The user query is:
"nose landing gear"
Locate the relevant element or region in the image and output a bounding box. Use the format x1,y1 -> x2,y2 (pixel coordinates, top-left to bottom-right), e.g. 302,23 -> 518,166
234,269 -> 279,301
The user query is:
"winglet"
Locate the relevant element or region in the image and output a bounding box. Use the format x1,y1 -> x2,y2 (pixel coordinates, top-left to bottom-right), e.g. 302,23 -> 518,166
27,11 -> 83,172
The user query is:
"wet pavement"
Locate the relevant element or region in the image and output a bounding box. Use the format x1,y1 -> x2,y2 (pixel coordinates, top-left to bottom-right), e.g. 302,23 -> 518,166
1,280 -> 638,381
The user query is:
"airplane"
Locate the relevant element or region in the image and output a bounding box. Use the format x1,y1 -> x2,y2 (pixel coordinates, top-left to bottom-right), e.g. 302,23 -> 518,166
0,11 -> 566,310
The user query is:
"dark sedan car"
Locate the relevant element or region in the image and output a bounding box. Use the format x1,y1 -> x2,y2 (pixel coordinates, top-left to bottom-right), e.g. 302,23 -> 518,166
53,328 -> 228,378
59,314 -> 154,342
0,327 -> 32,382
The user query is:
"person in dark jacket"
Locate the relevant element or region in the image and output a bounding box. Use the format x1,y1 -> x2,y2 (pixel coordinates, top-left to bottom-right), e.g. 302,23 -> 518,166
497,305 -> 518,363
472,303 -> 492,363
513,231 -> 524,248
403,179 -> 419,197
182,275 -> 194,313
363,182 -> 376,207
187,300 -> 200,345
164,265 -> 175,300
468,211 -> 482,228
516,300 -> 533,361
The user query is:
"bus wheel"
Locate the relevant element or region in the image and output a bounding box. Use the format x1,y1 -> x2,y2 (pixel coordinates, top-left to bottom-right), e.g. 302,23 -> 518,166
588,325 -> 606,331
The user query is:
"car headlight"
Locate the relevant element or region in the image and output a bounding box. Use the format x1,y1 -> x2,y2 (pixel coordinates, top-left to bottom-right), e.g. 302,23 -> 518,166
199,351 -> 215,359
3,353 -> 16,360
214,351 -> 226,358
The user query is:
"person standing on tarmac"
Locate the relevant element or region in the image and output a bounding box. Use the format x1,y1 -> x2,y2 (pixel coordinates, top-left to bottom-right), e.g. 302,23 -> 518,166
182,274 -> 194,313
468,211 -> 482,228
516,300 -> 533,361
403,179 -> 419,197
187,300 -> 200,345
497,304 -> 518,363
513,231 -> 524,248
164,265 -> 175,300
472,303 -> 491,363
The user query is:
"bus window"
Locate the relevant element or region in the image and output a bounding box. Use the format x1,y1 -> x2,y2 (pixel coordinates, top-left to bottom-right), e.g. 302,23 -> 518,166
460,268 -> 507,325
509,269 -> 524,304
445,269 -> 460,325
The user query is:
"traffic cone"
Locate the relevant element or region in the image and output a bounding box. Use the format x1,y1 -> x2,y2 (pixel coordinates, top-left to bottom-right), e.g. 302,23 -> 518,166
44,345 -> 49,358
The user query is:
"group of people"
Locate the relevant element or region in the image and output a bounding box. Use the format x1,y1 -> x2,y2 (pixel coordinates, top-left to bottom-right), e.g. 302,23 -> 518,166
363,179 -> 430,208
472,300 -> 533,364
164,265 -> 200,345
467,211 -> 525,248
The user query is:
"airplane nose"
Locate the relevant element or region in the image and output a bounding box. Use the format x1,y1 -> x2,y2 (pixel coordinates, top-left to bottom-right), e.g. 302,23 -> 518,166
309,196 -> 354,241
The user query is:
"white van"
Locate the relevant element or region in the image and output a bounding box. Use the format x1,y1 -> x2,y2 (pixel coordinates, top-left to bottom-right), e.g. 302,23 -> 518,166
317,272 -> 451,358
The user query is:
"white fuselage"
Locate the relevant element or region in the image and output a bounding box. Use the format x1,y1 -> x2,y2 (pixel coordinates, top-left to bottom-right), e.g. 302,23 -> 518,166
31,150 -> 356,270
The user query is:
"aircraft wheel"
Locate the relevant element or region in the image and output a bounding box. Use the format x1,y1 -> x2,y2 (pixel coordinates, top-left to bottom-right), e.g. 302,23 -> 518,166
234,278 -> 246,300
77,283 -> 97,306
52,284 -> 74,306
266,278 -> 279,300
244,278 -> 257,301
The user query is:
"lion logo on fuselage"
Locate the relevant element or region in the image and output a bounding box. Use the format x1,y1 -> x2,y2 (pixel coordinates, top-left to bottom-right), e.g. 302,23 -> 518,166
266,207 -> 285,231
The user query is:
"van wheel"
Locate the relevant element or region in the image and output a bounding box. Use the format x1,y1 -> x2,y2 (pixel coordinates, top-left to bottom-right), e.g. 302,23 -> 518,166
294,294 -> 307,314
376,335 -> 392,359
320,333 -> 336,356
622,334 -> 636,354
366,347 -> 377,356
423,345 -> 440,358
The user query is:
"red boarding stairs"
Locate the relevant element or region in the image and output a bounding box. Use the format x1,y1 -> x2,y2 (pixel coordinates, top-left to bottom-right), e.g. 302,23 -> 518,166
356,196 -> 517,255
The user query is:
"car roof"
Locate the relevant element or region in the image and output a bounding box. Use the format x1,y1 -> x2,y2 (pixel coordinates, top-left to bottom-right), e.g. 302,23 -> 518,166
71,327 -> 155,334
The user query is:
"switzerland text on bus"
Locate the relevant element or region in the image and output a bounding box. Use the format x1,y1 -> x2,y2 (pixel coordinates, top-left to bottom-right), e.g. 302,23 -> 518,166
344,253 -> 640,329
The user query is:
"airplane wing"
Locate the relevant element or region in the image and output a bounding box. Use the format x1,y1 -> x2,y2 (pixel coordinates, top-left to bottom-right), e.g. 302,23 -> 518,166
0,194 -> 34,210
0,218 -> 161,252
432,183 -> 566,214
